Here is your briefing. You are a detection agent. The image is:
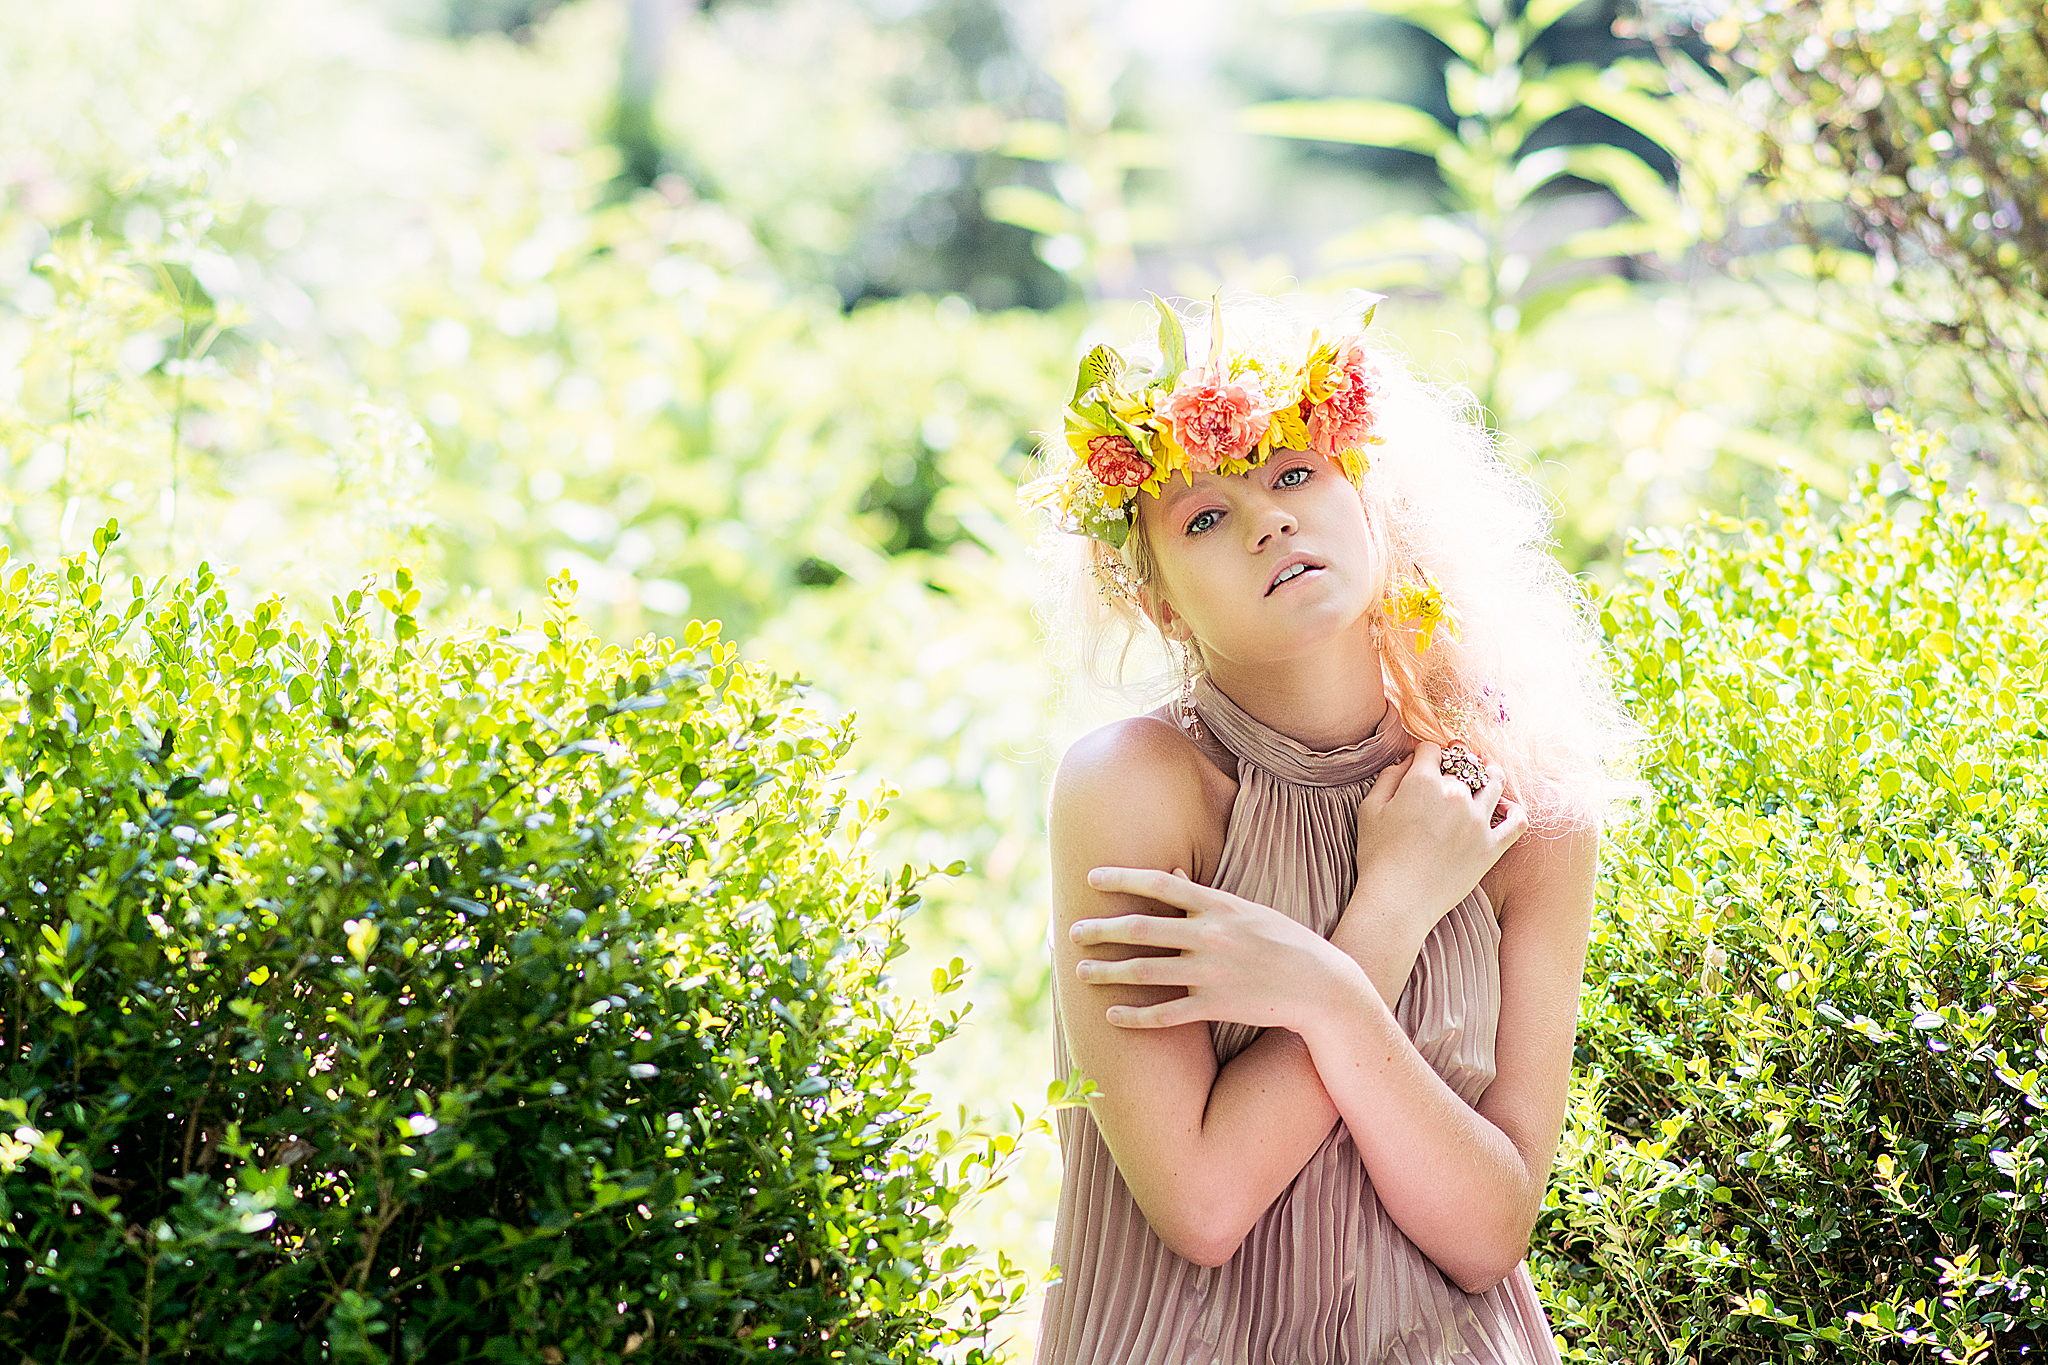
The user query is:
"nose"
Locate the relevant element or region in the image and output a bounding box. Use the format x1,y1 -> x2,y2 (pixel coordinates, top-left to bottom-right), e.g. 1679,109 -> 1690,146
1248,497 -> 1296,551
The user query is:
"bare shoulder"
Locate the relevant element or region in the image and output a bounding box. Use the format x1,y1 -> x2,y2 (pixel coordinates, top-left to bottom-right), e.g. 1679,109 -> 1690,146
1051,715 -> 1235,893
1483,818 -> 1599,930
1053,714 -> 1228,823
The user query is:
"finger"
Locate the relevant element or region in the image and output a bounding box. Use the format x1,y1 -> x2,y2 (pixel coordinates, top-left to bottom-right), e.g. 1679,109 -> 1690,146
1489,798 -> 1529,846
1107,996 -> 1207,1030
1086,865 -> 1213,912
1364,752 -> 1417,805
1076,955 -> 1192,987
1474,767 -> 1509,823
1070,913 -> 1199,950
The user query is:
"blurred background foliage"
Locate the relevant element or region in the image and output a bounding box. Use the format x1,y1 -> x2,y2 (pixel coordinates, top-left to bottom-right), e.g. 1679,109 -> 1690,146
3,0 -> 2044,1356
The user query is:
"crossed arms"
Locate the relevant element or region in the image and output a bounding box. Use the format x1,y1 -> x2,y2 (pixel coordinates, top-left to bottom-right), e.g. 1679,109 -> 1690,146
1048,717 -> 1597,1292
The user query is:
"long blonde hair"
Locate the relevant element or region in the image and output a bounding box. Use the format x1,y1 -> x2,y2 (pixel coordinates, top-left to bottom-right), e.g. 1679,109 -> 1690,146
1035,294 -> 1635,830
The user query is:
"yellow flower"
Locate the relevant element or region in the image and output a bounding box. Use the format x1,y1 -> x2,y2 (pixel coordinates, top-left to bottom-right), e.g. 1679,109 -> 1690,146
1112,388 -> 1158,429
1225,343 -> 1305,417
1140,423 -> 1188,495
1386,569 -> 1462,652
1261,403 -> 1310,457
1301,338 -> 1345,405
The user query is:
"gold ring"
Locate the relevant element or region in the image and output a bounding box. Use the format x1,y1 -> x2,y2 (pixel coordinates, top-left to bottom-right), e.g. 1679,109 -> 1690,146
1439,743 -> 1486,795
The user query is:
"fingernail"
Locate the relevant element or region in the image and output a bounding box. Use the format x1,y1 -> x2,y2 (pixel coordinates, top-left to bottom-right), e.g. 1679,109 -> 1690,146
1086,867 -> 1108,887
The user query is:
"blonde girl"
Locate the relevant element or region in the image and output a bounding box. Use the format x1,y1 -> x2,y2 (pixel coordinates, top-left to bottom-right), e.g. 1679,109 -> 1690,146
1027,295 -> 1629,1364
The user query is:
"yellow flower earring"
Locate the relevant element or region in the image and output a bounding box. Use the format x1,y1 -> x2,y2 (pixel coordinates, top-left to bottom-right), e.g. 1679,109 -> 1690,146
1385,568 -> 1462,652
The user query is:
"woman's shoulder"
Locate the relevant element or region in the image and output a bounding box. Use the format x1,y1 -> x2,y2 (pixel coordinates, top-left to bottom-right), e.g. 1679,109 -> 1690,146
1055,713 -> 1212,801
1050,714 -> 1237,855
1482,814 -> 1600,928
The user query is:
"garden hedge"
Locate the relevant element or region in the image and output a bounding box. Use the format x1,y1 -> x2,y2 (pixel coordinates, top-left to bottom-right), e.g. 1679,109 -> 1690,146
1534,418 -> 2048,1362
0,530 -> 1018,1362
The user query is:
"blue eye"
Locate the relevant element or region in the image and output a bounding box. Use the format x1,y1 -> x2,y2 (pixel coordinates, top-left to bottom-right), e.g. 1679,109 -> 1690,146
1185,509 -> 1221,535
1275,465 -> 1311,488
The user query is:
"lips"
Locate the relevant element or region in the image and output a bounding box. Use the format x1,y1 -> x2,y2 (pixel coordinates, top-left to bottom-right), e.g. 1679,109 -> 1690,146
1266,555 -> 1325,596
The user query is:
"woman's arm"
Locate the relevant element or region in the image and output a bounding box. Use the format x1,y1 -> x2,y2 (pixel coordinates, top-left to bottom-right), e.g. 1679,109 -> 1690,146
1052,724 -> 1549,1269
1303,825 -> 1597,1291
1049,718 -> 1340,1266
1068,741 -> 1595,1288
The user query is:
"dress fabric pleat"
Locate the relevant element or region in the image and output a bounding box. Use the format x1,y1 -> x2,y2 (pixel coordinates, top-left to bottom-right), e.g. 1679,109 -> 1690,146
1035,677 -> 1562,1365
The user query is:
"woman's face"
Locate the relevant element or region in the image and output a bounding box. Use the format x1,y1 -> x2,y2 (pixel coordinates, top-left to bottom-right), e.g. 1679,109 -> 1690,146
1137,448 -> 1379,669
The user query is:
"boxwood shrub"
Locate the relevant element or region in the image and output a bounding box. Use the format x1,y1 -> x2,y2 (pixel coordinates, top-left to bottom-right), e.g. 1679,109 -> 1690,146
0,531 -> 1019,1362
1534,418 -> 2048,1361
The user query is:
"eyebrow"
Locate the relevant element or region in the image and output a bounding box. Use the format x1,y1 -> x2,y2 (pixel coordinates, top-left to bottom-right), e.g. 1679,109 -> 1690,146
1157,478 -> 1209,514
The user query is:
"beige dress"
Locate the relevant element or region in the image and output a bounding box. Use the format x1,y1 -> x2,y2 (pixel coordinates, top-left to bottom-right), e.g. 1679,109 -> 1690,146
1036,677 -> 1561,1365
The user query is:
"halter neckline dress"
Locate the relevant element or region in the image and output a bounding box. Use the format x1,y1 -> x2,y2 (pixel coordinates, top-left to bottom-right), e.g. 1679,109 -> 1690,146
1036,676 -> 1561,1365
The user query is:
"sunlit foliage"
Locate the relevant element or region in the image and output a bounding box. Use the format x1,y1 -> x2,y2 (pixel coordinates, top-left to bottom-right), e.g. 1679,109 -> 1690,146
0,535 -> 1028,1360
1537,420 -> 2048,1360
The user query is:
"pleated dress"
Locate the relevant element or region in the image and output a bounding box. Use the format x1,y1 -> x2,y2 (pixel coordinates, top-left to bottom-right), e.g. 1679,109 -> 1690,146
1035,676 -> 1561,1365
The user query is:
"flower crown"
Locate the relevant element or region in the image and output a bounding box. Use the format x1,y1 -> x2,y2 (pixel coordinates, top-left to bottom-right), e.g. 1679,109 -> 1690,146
1023,295 -> 1389,548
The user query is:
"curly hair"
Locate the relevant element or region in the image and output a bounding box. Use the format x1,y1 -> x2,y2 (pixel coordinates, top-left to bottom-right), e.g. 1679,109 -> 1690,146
1033,293 -> 1637,831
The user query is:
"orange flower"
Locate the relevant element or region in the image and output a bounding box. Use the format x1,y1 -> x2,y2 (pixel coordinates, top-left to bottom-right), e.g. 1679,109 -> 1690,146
1159,372 -> 1271,472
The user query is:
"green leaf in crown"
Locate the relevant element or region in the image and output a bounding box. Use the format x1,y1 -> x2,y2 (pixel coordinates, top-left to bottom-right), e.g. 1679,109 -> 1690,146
1073,344 -> 1127,405
1151,293 -> 1187,386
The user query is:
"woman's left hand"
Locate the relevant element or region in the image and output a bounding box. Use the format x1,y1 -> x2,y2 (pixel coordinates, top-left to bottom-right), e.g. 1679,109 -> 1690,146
1072,866 -> 1359,1033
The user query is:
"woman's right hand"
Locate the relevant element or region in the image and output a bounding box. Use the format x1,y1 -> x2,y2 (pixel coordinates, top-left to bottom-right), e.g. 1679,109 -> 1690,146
1341,742 -> 1526,995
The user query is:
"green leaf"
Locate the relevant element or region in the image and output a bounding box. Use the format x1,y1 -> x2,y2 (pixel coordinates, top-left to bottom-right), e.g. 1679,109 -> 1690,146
1071,345 -> 1126,405
1518,0 -> 1590,42
982,184 -> 1079,237
1513,273 -> 1629,336
1551,220 -> 1683,263
1151,294 -> 1187,385
1239,99 -> 1451,159
1299,0 -> 1490,64
996,118 -> 1068,162
1543,65 -> 1688,156
1496,80 -> 1586,144
1549,145 -> 1680,226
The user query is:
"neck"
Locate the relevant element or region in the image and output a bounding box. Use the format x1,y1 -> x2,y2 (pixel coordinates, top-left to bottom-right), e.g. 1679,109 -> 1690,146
1200,626 -> 1389,751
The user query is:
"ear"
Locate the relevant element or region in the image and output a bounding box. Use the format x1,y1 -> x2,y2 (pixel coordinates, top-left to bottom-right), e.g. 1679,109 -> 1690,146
1141,586 -> 1194,644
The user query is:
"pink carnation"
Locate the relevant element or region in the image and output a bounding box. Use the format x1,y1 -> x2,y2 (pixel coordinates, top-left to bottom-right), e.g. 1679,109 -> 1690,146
1085,432 -> 1151,488
1160,372 -> 1271,473
1308,340 -> 1384,458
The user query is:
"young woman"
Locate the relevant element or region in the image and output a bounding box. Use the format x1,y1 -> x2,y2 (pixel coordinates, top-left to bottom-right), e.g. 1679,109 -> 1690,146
1025,297 -> 1629,1363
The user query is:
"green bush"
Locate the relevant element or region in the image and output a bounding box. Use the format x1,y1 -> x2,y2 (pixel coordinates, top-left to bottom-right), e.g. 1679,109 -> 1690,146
1533,417 -> 2048,1361
0,528 -> 1018,1362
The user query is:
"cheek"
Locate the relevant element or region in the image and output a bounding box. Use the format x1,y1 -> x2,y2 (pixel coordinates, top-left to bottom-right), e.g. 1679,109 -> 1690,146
1133,504 -> 1199,630
1347,497 -> 1389,598
1136,503 -> 1200,588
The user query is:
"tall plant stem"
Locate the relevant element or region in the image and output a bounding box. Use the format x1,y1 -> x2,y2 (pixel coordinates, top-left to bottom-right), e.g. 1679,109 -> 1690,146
138,1251 -> 156,1365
